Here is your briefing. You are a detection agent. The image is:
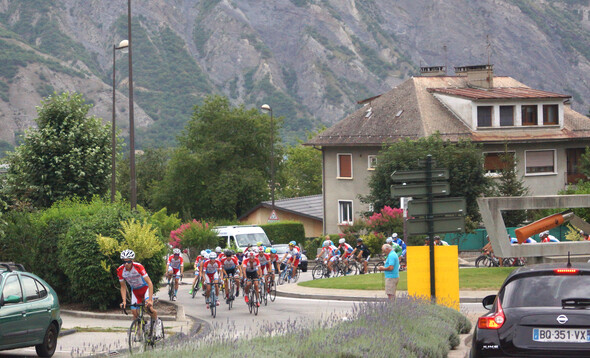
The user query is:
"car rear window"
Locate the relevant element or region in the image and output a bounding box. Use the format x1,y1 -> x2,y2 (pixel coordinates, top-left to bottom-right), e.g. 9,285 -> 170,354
501,274 -> 590,308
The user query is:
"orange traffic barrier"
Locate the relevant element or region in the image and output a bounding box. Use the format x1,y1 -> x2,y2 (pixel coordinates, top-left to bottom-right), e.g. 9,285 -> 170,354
515,212 -> 573,244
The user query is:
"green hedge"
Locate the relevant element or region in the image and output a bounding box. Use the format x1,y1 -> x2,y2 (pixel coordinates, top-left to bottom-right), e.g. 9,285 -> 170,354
0,198 -> 170,310
260,221 -> 305,245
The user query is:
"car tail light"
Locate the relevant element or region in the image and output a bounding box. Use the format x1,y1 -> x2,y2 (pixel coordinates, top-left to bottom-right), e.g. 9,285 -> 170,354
554,268 -> 579,275
478,298 -> 505,330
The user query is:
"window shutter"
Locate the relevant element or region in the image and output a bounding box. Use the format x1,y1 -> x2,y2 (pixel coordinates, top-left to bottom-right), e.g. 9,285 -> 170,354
527,151 -> 553,167
339,154 -> 352,178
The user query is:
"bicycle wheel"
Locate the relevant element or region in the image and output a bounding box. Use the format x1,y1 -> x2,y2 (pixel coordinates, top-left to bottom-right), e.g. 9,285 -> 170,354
373,261 -> 384,274
312,264 -> 324,280
248,289 -> 254,314
253,287 -> 259,316
347,263 -> 358,276
269,279 -> 277,302
211,289 -> 217,318
475,255 -> 488,268
228,280 -> 234,310
292,267 -> 301,282
128,319 -> 145,354
168,282 -> 174,301
278,270 -> 286,285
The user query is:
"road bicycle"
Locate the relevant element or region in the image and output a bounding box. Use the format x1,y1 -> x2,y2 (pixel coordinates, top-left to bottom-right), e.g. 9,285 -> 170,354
372,254 -> 406,273
338,256 -> 359,276
223,273 -> 238,310
278,262 -> 301,284
167,273 -> 181,301
475,252 -> 501,268
123,300 -> 164,354
245,278 -> 260,315
204,281 -> 221,318
191,274 -> 201,299
312,259 -> 340,279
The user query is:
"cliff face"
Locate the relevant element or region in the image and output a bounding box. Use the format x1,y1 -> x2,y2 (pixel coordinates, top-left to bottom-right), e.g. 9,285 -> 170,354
1,0 -> 589,149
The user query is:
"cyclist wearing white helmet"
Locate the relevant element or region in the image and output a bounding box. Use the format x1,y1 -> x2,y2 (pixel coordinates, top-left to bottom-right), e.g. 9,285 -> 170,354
281,240 -> 302,273
242,251 -> 262,307
117,249 -> 161,336
338,238 -> 354,271
166,248 -> 184,300
201,252 -> 222,309
189,250 -> 207,295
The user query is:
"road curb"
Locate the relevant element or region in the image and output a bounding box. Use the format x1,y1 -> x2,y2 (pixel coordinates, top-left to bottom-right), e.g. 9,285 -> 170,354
61,300 -> 185,322
275,289 -> 486,303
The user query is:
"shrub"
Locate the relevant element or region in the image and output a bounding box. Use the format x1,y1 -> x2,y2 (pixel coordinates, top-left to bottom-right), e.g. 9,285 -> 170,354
170,219 -> 218,254
260,221 -> 305,245
148,207 -> 181,242
361,231 -> 385,257
366,205 -> 403,237
138,297 -> 472,357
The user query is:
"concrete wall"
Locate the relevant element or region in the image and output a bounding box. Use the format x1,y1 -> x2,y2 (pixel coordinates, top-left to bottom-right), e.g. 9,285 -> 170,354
323,146 -> 380,234
433,94 -> 473,129
239,207 -> 323,238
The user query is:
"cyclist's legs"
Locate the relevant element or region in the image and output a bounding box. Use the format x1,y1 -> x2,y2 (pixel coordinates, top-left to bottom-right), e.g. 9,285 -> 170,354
253,279 -> 260,299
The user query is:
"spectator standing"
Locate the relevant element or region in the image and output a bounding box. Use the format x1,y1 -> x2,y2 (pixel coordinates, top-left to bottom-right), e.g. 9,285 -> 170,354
378,244 -> 399,301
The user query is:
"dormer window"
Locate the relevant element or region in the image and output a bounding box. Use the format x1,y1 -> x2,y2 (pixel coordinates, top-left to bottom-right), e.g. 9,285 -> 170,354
543,105 -> 558,125
522,105 -> 538,125
477,106 -> 493,127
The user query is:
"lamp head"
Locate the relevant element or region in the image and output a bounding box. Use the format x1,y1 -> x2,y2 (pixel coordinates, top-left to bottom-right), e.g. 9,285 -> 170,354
260,104 -> 271,112
117,40 -> 129,53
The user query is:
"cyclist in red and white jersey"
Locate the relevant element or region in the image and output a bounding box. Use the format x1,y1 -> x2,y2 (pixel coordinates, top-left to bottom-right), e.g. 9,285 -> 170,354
242,252 -> 262,307
201,252 -> 222,309
281,241 -> 302,271
338,238 -> 354,270
215,246 -> 226,261
165,248 -> 184,300
117,250 -> 159,327
257,247 -> 272,292
221,250 -> 242,301
189,250 -> 206,296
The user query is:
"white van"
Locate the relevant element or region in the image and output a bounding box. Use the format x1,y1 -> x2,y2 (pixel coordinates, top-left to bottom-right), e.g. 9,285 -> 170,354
214,225 -> 272,251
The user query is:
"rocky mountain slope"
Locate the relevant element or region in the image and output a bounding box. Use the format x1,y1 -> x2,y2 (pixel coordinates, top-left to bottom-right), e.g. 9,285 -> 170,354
1,0 -> 589,151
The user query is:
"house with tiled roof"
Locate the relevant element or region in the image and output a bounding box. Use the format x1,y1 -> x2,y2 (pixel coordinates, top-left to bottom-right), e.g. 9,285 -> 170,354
307,65 -> 590,235
238,195 -> 323,238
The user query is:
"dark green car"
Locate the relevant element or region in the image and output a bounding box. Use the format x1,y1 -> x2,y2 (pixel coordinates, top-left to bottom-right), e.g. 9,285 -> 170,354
0,263 -> 62,357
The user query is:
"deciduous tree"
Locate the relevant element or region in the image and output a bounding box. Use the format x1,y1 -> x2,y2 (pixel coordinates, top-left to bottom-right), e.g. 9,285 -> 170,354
3,92 -> 111,208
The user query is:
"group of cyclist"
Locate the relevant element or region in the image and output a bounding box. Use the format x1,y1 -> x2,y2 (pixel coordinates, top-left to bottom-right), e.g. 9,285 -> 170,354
186,241 -> 302,309
315,233 -> 407,276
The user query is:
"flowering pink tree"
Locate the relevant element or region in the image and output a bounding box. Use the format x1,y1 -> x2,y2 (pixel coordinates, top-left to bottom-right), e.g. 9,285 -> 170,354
169,220 -> 218,259
366,206 -> 403,237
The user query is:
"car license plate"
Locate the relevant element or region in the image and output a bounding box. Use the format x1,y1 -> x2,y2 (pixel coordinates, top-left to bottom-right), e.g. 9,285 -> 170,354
533,328 -> 590,343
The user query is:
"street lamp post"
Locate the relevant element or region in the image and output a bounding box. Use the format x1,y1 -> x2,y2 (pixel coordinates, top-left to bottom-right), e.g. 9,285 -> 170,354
127,0 -> 137,210
111,40 -> 129,203
260,104 -> 275,213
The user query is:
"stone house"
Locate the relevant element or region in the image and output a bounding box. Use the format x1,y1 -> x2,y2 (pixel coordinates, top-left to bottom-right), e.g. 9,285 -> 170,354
307,65 -> 590,234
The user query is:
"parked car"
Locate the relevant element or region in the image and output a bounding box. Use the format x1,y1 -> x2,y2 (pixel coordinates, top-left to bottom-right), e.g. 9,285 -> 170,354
0,262 -> 62,357
272,244 -> 308,272
470,262 -> 590,358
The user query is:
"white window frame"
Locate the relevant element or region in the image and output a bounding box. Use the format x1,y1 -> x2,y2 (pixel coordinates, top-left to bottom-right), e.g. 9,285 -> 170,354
367,155 -> 377,170
483,151 -> 516,178
524,149 -> 557,176
338,200 -> 353,225
337,153 -> 353,179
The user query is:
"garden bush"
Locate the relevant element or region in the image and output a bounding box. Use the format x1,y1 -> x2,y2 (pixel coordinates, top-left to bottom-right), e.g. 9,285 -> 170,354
139,297 -> 472,357
169,219 -> 218,255
260,221 -> 305,244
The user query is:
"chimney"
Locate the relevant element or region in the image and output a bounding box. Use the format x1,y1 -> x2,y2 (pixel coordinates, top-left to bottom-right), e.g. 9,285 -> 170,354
420,66 -> 446,77
454,64 -> 494,89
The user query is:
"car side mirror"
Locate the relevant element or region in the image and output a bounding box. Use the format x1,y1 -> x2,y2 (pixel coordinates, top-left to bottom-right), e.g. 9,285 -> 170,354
482,294 -> 496,310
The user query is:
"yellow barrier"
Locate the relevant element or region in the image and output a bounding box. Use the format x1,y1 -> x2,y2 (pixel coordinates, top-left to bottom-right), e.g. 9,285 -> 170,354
406,245 -> 459,310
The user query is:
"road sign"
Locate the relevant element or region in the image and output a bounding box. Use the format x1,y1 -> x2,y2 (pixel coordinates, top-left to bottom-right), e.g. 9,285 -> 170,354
407,216 -> 465,235
391,169 -> 449,182
391,182 -> 450,198
268,210 -> 279,222
408,197 -> 466,217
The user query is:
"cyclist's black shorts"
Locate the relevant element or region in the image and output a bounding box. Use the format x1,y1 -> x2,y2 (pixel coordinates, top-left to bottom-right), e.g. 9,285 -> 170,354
272,261 -> 279,272
246,271 -> 259,280
224,268 -> 236,277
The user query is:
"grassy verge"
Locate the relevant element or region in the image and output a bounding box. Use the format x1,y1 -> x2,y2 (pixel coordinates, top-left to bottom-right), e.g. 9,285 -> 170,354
138,299 -> 471,357
299,267 -> 517,291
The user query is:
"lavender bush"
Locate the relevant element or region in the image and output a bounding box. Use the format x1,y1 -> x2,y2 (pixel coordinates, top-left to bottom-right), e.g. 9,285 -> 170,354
138,297 -> 471,358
